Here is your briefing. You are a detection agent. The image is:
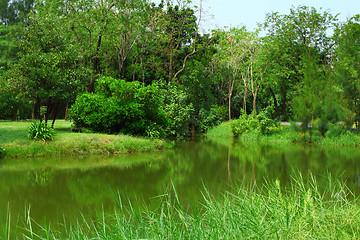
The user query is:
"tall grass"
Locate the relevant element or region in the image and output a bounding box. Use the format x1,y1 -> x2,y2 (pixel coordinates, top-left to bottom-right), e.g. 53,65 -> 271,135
7,174 -> 360,239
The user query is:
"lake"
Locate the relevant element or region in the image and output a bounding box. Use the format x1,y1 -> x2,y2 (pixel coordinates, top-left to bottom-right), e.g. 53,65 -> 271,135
1,137 -> 360,233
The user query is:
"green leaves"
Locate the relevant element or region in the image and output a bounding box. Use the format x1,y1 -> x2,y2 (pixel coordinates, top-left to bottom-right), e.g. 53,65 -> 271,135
28,122 -> 55,141
0,146 -> 6,159
69,77 -> 169,136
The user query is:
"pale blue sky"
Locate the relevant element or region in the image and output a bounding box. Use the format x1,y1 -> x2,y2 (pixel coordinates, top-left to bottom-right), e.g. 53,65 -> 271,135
153,0 -> 360,31
204,0 -> 360,31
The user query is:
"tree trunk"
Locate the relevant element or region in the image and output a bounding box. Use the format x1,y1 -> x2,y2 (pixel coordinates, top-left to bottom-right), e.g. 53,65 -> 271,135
31,101 -> 35,120
253,93 -> 257,115
228,93 -> 232,120
64,103 -> 69,121
51,102 -> 59,128
269,87 -> 280,117
168,51 -> 173,82
243,87 -> 247,112
38,99 -> 42,123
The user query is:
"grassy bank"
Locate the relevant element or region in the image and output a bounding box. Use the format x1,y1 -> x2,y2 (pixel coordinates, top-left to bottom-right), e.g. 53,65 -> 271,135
207,121 -> 360,146
0,120 -> 171,158
4,175 -> 360,239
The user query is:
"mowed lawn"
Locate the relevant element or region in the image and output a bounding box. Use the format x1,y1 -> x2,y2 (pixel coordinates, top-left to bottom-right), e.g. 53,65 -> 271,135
0,120 -> 73,144
0,120 -> 170,158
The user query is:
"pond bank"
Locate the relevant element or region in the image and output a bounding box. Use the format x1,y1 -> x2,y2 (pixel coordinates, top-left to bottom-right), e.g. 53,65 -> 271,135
0,120 -> 171,158
207,121 -> 360,146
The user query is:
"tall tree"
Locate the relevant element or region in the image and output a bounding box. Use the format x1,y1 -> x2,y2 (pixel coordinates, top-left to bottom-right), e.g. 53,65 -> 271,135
261,5 -> 337,120
334,15 -> 360,129
0,0 -> 35,67
212,27 -> 262,119
7,3 -> 84,126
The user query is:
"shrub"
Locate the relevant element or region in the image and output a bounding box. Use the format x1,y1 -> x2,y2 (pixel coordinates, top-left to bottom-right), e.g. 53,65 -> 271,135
231,112 -> 278,137
0,146 -> 6,158
198,105 -> 225,132
324,123 -> 347,138
69,77 -> 169,136
257,111 -> 278,135
159,83 -> 194,137
28,122 -> 55,141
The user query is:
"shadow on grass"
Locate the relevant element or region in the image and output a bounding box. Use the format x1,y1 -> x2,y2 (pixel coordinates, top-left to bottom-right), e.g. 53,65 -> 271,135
0,129 -> 28,144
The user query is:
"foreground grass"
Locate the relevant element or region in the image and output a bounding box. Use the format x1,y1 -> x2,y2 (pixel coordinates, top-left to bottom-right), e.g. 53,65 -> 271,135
0,120 -> 171,158
5,175 -> 360,239
208,121 -> 360,146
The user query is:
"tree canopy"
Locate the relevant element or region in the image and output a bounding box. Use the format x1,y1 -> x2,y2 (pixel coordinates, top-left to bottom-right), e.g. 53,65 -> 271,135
0,1 -> 359,136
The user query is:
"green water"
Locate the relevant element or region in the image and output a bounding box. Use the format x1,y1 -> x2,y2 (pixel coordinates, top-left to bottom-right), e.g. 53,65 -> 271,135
1,137 -> 360,231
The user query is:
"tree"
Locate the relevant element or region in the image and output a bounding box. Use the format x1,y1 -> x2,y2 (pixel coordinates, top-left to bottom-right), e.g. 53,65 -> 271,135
7,4 -> 84,127
0,0 -> 35,67
62,0 -> 149,91
261,5 -> 337,120
334,15 -> 360,129
212,27 -> 260,120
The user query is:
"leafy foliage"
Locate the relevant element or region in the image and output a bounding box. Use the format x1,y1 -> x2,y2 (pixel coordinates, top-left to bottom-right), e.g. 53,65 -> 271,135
0,146 -> 5,158
159,83 -> 194,137
0,92 -> 31,120
231,112 -> 277,137
197,105 -> 225,132
69,77 -> 169,136
28,122 -> 55,141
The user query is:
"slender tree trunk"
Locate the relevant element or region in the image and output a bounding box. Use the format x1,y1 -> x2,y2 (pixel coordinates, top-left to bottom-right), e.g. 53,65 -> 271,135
169,51 -> 173,82
89,35 -> 103,92
45,103 -> 51,126
228,93 -> 232,120
31,101 -> 35,120
269,87 -> 280,117
132,57 -> 138,82
38,99 -> 42,123
253,93 -> 257,115
51,102 -> 59,128
64,103 -> 69,121
243,87 -> 247,112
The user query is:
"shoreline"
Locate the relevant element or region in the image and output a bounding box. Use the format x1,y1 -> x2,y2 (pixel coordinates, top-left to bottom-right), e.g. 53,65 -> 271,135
0,120 -> 172,159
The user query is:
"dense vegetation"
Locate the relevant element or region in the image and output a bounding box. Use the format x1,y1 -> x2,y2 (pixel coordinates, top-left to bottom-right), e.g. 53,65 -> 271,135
0,0 -> 359,139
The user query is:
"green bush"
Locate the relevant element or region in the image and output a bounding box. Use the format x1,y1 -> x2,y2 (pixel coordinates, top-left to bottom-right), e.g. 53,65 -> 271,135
324,123 -> 347,138
231,117 -> 252,137
28,122 -> 55,141
197,105 -> 226,132
0,146 -> 6,158
69,77 -> 169,136
159,83 -> 194,137
231,112 -> 278,137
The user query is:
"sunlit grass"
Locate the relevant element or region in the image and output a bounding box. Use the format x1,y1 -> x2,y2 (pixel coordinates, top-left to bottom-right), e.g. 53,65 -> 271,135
206,121 -> 233,137
1,120 -> 171,158
206,121 -> 360,146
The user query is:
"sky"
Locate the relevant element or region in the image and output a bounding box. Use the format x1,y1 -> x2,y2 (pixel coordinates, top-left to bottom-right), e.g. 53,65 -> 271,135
202,0 -> 360,31
153,0 -> 360,32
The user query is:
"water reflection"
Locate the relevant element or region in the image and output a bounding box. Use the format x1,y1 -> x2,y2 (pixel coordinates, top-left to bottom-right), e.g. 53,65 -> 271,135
1,137 -> 360,230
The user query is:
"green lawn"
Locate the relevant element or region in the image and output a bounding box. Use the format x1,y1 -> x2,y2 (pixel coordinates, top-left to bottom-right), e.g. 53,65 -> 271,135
0,120 -> 171,158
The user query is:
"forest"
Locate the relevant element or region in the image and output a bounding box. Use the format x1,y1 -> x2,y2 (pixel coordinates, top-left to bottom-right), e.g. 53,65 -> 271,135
0,0 -> 359,138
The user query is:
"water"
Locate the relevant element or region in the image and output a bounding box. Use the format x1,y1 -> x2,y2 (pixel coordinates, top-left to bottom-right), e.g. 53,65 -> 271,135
1,137 -> 360,231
